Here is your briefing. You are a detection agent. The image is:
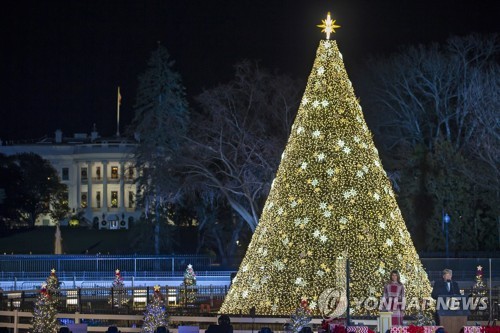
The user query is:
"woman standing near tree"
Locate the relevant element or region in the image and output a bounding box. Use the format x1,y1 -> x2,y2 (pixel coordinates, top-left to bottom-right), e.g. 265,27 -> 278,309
380,270 -> 405,325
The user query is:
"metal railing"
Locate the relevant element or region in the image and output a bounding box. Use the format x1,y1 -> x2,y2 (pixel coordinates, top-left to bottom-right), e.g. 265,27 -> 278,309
0,255 -> 220,278
421,258 -> 500,282
0,285 -> 228,315
2,256 -> 499,283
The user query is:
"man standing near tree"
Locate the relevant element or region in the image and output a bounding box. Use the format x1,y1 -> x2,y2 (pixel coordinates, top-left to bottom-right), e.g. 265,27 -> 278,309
431,269 -> 460,325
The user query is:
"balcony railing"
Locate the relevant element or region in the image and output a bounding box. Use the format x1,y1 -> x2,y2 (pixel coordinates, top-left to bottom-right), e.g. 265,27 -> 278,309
0,285 -> 229,315
81,177 -> 136,184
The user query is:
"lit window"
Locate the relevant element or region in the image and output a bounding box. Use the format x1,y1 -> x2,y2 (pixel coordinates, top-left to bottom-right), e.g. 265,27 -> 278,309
81,193 -> 87,208
111,166 -> 119,179
111,191 -> 118,208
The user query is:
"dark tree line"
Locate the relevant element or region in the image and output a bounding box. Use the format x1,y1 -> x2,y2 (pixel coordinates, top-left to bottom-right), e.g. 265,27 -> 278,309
180,61 -> 302,264
0,153 -> 68,235
2,34 -> 496,258
360,34 -> 499,252
131,34 -> 498,260
130,44 -> 302,260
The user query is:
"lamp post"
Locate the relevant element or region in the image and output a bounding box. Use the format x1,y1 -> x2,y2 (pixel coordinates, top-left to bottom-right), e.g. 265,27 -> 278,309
443,213 -> 451,258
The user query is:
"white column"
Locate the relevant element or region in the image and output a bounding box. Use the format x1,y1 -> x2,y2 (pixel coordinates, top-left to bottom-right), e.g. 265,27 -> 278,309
119,161 -> 125,211
75,161 -> 81,209
86,161 -> 93,213
378,311 -> 393,333
102,160 -> 108,210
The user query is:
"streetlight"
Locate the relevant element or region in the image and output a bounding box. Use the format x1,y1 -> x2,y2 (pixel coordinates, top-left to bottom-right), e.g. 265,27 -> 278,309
443,213 -> 451,258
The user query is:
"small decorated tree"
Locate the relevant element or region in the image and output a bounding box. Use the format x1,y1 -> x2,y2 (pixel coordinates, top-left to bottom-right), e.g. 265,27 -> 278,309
180,264 -> 197,306
472,265 -> 487,297
112,269 -> 125,288
44,268 -> 61,307
414,311 -> 434,326
46,268 -> 61,291
183,264 -> 197,286
289,300 -> 312,333
109,269 -> 129,307
142,285 -> 168,333
32,283 -> 59,333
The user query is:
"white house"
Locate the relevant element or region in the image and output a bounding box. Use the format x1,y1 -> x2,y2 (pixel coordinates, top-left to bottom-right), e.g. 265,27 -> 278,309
0,129 -> 142,229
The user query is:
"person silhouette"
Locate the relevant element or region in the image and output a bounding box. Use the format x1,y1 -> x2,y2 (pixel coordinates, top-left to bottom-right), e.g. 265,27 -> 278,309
431,269 -> 460,325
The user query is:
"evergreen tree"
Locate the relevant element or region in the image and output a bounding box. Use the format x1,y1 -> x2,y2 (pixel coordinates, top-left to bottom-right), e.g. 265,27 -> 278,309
130,43 -> 189,255
361,34 -> 500,253
44,269 -> 61,308
142,286 -> 168,333
109,269 -> 129,306
221,13 -> 432,316
289,300 -> 312,333
32,283 -> 58,333
424,140 -> 480,252
472,265 -> 487,297
180,264 -> 197,305
45,269 -> 60,292
183,264 -> 196,286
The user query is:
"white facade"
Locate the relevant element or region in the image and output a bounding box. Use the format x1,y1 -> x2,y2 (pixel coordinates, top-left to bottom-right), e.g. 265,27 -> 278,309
0,130 -> 142,229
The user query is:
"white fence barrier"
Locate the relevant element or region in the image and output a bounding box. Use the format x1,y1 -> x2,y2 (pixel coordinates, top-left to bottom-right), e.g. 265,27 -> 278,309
0,311 -> 368,333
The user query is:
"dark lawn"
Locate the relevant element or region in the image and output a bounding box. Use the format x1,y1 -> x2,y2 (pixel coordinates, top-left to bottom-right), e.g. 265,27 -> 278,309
0,225 -> 198,254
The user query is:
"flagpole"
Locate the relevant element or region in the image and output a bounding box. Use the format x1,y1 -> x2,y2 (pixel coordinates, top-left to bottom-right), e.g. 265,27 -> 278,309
116,86 -> 121,137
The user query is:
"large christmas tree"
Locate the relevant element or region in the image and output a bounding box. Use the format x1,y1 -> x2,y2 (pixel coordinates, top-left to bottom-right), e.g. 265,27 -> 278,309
220,12 -> 432,316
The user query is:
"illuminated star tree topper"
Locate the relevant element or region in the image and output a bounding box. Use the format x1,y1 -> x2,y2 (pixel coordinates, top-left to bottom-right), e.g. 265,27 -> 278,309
316,12 -> 341,40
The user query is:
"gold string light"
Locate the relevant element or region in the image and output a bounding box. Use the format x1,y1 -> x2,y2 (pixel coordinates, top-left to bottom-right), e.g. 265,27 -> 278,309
221,14 -> 431,317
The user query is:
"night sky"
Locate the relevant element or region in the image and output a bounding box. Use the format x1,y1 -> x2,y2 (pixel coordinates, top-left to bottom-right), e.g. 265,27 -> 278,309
1,0 -> 498,141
